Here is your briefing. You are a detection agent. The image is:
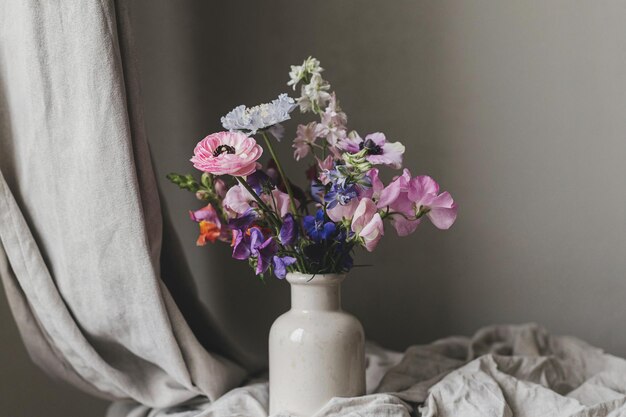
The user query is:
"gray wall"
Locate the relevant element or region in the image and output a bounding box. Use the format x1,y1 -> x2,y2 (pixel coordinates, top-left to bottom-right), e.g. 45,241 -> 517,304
2,1 -> 626,415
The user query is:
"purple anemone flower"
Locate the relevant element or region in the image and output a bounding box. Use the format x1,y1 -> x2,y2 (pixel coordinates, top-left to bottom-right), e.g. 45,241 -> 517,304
339,132 -> 405,169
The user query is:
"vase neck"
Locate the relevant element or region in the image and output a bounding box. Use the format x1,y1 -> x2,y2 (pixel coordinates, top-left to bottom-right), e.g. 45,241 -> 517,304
287,273 -> 344,311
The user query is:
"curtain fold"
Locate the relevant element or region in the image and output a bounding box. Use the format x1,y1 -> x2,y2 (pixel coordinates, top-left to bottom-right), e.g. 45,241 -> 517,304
0,0 -> 245,408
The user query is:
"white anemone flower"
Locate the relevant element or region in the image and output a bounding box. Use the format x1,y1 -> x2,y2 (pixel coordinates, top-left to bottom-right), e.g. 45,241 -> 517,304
221,94 -> 296,135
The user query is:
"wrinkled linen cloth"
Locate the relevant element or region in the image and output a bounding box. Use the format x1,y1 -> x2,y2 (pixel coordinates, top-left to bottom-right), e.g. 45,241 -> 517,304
108,324 -> 626,417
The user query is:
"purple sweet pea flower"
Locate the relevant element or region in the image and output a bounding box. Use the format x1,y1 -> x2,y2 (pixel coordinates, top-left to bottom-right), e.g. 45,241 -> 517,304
272,256 -> 297,279
246,170 -> 275,195
279,213 -> 298,246
228,208 -> 258,230
231,228 -> 252,260
339,132 -> 405,169
249,228 -> 278,275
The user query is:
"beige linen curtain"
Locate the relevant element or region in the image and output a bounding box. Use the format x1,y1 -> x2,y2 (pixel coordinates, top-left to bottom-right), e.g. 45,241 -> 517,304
0,0 -> 244,408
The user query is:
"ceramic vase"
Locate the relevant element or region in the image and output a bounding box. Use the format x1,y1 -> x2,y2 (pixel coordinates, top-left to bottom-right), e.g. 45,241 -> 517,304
269,272 -> 365,416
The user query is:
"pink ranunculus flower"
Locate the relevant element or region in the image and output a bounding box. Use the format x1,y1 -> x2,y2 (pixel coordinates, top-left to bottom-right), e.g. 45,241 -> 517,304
191,131 -> 263,176
351,198 -> 384,252
378,169 -> 457,235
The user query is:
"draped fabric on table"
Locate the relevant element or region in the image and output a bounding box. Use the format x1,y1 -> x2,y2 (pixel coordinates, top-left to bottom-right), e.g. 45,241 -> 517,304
0,0 -> 245,408
107,324 -> 626,417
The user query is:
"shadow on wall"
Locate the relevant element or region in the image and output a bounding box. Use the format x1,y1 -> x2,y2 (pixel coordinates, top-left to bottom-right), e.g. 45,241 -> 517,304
131,0 -> 626,371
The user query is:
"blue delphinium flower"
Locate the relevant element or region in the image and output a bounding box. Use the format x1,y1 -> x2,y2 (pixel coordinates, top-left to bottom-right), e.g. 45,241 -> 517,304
303,209 -> 336,242
324,183 -> 358,209
317,162 -> 372,209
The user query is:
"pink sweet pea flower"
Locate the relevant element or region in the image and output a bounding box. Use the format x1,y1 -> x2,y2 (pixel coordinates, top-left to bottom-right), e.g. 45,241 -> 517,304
265,189 -> 293,218
339,132 -> 405,169
223,184 -> 295,219
359,213 -> 384,252
327,197 -> 359,222
351,198 -> 384,252
408,176 -> 457,230
223,184 -> 254,218
378,169 -> 457,235
360,168 -> 385,201
191,131 -> 262,176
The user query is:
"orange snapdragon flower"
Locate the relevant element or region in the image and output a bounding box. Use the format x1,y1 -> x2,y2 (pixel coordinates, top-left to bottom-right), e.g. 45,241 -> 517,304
197,220 -> 221,246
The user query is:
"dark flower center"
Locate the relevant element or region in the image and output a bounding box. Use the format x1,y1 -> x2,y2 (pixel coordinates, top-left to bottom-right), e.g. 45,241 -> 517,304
213,144 -> 236,157
359,138 -> 383,155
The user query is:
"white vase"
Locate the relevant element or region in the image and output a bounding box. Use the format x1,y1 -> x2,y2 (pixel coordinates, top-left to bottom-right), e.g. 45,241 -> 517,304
269,272 -> 365,416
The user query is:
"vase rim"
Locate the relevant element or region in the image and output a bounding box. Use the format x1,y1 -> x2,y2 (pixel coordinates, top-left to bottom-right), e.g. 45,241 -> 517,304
286,272 -> 346,285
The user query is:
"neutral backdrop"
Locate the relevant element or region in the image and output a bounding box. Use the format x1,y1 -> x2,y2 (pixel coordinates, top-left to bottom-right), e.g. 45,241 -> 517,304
2,1 -> 626,415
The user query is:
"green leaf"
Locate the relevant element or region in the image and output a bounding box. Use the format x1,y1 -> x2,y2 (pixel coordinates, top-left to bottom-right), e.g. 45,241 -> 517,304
166,172 -> 200,193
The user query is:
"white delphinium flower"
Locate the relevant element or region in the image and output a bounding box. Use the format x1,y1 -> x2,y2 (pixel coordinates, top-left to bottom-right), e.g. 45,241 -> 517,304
221,94 -> 296,135
297,73 -> 331,114
287,56 -> 323,90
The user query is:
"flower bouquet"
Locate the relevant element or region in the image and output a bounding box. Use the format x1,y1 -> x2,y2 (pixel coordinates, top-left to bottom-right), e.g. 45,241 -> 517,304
168,57 -> 457,280
168,57 -> 457,415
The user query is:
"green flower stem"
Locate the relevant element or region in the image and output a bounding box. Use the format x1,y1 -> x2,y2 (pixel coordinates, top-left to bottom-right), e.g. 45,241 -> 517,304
236,177 -> 281,228
381,209 -> 428,221
260,131 -> 299,217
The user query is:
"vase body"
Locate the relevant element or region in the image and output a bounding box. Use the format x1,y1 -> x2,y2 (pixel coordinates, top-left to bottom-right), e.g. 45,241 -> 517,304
269,272 -> 365,416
